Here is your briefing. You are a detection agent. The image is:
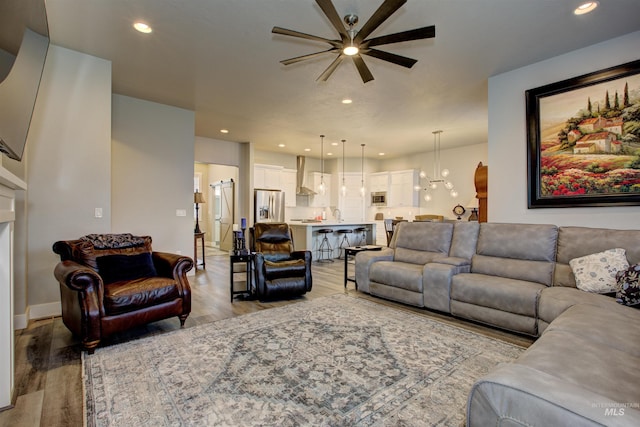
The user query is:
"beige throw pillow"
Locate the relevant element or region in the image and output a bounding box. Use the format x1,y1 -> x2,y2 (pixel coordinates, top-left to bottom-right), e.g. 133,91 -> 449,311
569,248 -> 629,293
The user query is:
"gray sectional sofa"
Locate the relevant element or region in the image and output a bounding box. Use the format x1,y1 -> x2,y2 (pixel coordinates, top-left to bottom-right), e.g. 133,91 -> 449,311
354,221 -> 640,425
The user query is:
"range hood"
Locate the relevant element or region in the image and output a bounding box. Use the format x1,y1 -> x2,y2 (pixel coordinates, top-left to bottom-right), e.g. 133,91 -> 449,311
296,156 -> 317,196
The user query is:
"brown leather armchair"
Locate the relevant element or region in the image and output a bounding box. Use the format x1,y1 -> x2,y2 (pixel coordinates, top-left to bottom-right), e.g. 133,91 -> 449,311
52,233 -> 193,353
250,223 -> 312,300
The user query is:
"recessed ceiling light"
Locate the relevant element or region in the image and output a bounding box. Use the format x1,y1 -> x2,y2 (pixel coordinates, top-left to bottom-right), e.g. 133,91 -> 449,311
331,142 -> 338,146
278,143 -> 285,148
574,1 -> 598,15
133,21 -> 153,33
327,152 -> 333,156
304,148 -> 311,152
342,99 -> 353,104
220,129 -> 229,134
378,152 -> 385,156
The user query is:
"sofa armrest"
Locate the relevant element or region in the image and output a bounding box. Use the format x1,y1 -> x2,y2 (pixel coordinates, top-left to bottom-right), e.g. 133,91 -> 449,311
152,251 -> 194,279
54,260 -> 103,294
423,262 -> 471,313
354,248 -> 394,293
53,260 -> 104,331
468,364 -> 640,427
436,256 -> 471,267
291,250 -> 313,291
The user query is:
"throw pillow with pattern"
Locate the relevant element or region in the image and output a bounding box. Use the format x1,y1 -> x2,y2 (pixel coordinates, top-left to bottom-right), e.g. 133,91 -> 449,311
569,248 -> 629,294
616,264 -> 640,307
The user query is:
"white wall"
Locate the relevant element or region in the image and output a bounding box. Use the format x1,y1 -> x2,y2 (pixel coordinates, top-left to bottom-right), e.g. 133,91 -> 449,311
111,95 -> 194,257
25,45 -> 112,314
489,31 -> 640,228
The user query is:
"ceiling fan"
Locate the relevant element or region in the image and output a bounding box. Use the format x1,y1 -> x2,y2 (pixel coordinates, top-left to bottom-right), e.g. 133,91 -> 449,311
272,0 -> 435,83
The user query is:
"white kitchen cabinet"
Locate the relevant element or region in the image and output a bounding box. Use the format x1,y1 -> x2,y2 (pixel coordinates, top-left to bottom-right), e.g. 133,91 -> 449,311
389,169 -> 419,207
337,172 -> 365,221
281,168 -> 297,207
254,164 -> 282,190
369,172 -> 389,193
308,172 -> 331,208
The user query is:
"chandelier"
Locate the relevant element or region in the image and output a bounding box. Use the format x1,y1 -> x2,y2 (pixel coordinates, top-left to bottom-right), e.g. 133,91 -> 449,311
415,130 -> 458,202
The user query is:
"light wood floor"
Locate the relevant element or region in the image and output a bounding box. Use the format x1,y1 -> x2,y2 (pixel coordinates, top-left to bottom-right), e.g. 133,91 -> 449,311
0,253 -> 533,427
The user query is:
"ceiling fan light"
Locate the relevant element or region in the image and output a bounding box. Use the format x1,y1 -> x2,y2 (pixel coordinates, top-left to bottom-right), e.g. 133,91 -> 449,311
419,170 -> 427,179
444,181 -> 454,190
343,45 -> 359,56
429,182 -> 438,190
450,189 -> 459,198
441,168 -> 450,178
424,193 -> 432,202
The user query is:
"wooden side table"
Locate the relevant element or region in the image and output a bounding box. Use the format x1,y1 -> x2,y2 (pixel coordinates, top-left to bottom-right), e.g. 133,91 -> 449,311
194,232 -> 205,270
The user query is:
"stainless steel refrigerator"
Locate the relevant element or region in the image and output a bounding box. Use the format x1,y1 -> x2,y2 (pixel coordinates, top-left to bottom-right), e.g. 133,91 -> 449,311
254,189 -> 285,223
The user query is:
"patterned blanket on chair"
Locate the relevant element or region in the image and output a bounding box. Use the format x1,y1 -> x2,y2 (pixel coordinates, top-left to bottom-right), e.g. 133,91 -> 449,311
81,233 -> 146,249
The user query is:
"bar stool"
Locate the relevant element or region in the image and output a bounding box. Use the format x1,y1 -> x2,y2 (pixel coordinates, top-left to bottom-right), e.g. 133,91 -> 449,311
354,227 -> 367,246
336,229 -> 353,259
316,228 -> 334,263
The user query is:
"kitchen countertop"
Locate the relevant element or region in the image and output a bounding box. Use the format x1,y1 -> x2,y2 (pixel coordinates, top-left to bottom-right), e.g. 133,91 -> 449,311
288,220 -> 376,227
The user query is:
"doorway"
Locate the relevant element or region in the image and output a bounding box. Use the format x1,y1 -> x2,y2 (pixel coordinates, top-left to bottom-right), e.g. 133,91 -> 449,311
194,162 -> 239,252
211,179 -> 235,251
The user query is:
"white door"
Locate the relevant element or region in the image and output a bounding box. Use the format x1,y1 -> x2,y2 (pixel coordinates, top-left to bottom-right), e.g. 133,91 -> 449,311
219,180 -> 235,252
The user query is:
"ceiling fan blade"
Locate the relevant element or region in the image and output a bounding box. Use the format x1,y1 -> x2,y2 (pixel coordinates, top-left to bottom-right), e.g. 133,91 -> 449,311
354,0 -> 406,44
280,48 -> 339,65
272,26 -> 342,48
317,54 -> 344,81
352,56 -> 374,83
364,25 -> 435,47
316,0 -> 349,42
362,48 -> 417,68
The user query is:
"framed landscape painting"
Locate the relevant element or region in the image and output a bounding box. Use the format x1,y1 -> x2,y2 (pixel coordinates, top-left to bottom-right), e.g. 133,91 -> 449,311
526,59 -> 640,208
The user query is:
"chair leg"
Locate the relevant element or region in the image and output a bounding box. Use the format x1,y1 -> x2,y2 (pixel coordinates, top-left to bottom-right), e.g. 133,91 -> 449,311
84,340 -> 100,354
179,314 -> 189,327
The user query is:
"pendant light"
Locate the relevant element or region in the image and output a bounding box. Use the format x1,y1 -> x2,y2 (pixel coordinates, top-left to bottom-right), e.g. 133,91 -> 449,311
341,139 -> 347,197
417,130 -> 458,202
318,134 -> 326,195
360,143 -> 366,196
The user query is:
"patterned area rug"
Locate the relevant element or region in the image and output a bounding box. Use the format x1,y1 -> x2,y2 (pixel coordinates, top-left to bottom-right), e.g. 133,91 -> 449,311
83,295 -> 524,426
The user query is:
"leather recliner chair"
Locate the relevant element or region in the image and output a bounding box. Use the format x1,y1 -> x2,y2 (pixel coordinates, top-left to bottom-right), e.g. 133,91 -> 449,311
251,223 -> 312,300
52,233 -> 193,353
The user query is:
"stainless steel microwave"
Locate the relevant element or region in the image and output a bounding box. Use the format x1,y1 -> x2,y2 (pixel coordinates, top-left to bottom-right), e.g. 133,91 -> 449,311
371,191 -> 387,206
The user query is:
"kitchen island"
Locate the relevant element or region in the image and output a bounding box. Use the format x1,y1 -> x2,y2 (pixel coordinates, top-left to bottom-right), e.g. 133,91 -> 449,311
288,221 -> 377,255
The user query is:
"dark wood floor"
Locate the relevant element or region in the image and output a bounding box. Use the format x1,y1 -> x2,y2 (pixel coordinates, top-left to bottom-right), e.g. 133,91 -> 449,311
0,252 -> 532,427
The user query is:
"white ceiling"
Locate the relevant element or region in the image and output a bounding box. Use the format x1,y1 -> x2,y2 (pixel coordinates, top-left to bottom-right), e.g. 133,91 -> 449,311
30,1 -> 640,158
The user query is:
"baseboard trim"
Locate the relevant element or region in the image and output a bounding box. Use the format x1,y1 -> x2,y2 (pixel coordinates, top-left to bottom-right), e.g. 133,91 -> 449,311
13,307 -> 29,330
27,302 -> 61,322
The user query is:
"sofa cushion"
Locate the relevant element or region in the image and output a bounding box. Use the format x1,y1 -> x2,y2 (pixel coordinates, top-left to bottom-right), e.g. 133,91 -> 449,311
472,255 -> 555,287
472,223 -> 557,286
537,287 -> 620,332
104,277 -> 179,315
476,223 -> 558,262
370,261 -> 424,293
514,328 -> 640,409
616,263 -> 640,307
545,303 -> 640,356
97,252 -> 158,285
569,248 -> 629,293
264,258 -> 306,280
451,273 -> 545,317
392,222 -> 453,263
555,226 -> 640,287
